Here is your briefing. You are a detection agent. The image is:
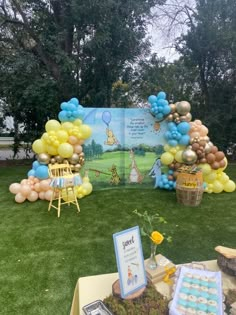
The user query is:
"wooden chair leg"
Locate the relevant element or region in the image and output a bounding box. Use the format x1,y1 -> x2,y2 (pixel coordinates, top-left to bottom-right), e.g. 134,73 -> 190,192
57,192 -> 61,218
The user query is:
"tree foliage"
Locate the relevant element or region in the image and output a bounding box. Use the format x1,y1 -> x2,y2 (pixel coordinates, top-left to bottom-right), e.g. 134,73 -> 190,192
0,0 -> 166,145
175,0 -> 236,149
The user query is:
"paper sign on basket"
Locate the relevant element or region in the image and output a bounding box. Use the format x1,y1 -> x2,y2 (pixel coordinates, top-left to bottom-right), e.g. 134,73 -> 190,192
113,226 -> 147,298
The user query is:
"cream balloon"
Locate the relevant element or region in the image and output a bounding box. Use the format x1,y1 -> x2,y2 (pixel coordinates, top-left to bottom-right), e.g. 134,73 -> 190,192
27,191 -> 39,202
20,184 -> 31,197
9,183 -> 21,194
15,193 -> 26,203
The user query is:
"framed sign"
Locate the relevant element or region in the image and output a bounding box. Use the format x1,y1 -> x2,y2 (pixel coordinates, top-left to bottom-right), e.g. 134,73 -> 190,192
113,226 -> 147,298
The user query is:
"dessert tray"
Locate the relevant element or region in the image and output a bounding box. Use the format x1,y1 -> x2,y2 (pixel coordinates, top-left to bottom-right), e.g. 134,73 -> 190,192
169,263 -> 226,315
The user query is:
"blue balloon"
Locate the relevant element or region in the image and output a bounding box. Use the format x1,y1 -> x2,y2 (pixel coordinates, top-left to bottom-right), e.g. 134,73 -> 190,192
177,122 -> 190,135
60,102 -> 68,110
69,98 -> 79,106
157,99 -> 168,107
35,165 -> 49,180
163,105 -> 171,115
168,122 -> 177,132
179,135 -> 190,146
67,103 -> 77,111
156,113 -> 163,120
157,91 -> 166,99
168,139 -> 178,146
28,169 -> 35,177
32,160 -> 40,170
58,110 -> 67,122
148,95 -> 157,104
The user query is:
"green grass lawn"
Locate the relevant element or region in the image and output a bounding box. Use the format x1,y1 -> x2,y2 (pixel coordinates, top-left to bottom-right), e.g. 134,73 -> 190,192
0,163 -> 236,314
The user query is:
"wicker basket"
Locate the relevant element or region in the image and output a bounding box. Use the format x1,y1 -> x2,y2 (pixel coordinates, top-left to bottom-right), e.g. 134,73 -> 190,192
217,253 -> 236,277
176,186 -> 204,206
176,171 -> 204,206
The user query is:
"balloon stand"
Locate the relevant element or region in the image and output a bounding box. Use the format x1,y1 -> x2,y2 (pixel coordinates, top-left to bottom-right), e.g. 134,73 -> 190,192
176,169 -> 204,207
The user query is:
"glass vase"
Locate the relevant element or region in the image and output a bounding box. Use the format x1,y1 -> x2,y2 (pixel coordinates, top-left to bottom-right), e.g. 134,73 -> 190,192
147,242 -> 158,270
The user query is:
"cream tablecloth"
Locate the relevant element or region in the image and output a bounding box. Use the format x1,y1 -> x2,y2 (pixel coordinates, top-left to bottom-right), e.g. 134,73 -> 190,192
70,260 -> 236,315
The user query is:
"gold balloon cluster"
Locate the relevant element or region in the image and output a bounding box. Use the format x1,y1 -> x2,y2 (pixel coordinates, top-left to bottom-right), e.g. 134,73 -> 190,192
166,101 -> 192,124
36,151 -> 85,170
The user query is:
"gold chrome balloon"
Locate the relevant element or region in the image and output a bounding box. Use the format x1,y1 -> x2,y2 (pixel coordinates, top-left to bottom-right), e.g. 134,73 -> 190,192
55,155 -> 63,163
182,148 -> 197,164
69,153 -> 80,165
176,101 -> 191,115
170,103 -> 176,113
185,112 -> 192,122
37,153 -> 51,165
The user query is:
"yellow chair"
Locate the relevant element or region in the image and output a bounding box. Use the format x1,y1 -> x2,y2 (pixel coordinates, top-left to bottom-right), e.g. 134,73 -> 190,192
48,163 -> 82,217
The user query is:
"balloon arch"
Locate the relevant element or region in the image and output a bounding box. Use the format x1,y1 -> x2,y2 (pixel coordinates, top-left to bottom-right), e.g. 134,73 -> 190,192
9,92 -> 235,203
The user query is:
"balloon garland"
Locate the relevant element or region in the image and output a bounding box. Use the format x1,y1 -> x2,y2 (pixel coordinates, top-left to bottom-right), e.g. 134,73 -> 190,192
9,98 -> 93,203
148,91 -> 235,193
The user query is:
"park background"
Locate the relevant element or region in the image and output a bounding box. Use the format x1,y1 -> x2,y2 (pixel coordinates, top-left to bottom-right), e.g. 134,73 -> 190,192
0,1 -> 236,315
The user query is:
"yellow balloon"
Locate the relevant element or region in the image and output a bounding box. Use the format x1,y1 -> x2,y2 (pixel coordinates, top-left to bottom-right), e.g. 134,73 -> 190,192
73,119 -> 83,127
170,147 -> 177,155
224,180 -> 236,192
58,143 -> 73,158
212,180 -> 223,193
56,130 -> 69,143
198,163 -> 212,176
61,188 -> 75,202
45,120 -> 61,132
204,171 -> 217,183
80,124 -> 92,139
160,152 -> 174,165
218,172 -> 229,184
61,122 -> 74,132
164,144 -> 171,152
82,182 -> 93,195
32,139 -> 46,154
82,176 -> 90,183
47,145 -> 58,155
175,150 -> 184,163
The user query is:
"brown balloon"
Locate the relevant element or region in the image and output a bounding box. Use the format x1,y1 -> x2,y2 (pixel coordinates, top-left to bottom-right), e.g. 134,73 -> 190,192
211,146 -> 218,154
173,171 -> 178,179
215,151 -> 225,162
206,153 -> 215,164
199,140 -> 206,147
211,161 -> 220,170
192,143 -> 200,151
219,159 -> 226,168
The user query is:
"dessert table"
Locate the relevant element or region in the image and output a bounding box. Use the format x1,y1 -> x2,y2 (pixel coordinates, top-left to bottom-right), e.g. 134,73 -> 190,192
70,260 -> 236,315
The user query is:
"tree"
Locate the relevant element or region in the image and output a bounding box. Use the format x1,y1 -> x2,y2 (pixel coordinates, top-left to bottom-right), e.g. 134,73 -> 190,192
0,0 -> 166,147
176,0 -> 236,149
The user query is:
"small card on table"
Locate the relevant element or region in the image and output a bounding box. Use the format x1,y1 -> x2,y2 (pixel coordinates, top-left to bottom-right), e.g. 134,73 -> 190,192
113,226 -> 147,298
